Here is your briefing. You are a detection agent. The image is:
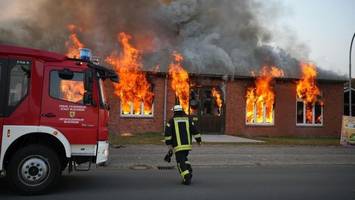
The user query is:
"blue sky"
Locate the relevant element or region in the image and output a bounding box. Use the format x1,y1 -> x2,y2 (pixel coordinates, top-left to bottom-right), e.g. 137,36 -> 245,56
278,0 -> 355,76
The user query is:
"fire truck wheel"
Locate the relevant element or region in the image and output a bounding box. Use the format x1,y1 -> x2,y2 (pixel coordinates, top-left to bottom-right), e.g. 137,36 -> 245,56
7,145 -> 61,195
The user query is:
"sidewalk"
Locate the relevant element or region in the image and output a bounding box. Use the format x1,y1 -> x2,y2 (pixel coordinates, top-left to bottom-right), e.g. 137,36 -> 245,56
106,144 -> 355,169
200,135 -> 264,143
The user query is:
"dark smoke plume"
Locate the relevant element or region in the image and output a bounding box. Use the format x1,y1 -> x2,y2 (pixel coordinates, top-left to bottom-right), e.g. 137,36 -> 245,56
0,0 -> 343,80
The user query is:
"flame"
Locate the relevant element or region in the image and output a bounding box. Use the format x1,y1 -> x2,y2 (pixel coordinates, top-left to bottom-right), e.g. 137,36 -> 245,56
246,66 -> 284,123
106,32 -> 154,115
296,63 -> 323,123
296,63 -> 321,102
305,104 -> 313,123
211,87 -> 223,115
60,80 -> 84,103
168,52 -> 190,114
65,24 -> 84,58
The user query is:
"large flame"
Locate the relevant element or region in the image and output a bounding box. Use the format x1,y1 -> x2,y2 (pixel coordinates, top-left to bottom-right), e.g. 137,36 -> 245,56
211,87 -> 223,115
106,32 -> 154,115
63,24 -> 85,103
168,52 -> 190,114
60,80 -> 84,103
246,66 -> 284,123
65,24 -> 84,58
296,63 -> 323,123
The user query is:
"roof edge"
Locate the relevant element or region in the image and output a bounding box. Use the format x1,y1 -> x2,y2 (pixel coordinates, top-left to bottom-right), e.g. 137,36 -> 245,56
145,71 -> 347,83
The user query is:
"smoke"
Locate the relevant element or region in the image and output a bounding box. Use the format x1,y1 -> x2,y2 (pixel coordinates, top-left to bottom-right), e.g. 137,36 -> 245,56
0,0 -> 342,79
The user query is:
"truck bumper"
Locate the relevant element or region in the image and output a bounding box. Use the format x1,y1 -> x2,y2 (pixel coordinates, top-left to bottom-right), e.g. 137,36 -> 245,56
96,141 -> 109,164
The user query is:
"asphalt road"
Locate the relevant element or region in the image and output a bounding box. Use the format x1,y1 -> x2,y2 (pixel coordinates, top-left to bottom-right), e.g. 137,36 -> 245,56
0,165 -> 354,200
109,145 -> 355,168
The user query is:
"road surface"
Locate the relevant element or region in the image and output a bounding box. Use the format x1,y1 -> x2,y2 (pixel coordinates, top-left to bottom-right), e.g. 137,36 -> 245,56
0,165 -> 354,200
1,145 -> 355,199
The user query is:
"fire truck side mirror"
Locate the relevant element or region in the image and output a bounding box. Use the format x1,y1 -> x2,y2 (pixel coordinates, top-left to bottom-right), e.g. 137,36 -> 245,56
84,70 -> 94,106
84,70 -> 93,92
83,92 -> 93,105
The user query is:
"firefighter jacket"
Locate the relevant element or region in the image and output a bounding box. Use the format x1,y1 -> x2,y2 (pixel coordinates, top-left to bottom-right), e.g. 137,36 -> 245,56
164,112 -> 202,152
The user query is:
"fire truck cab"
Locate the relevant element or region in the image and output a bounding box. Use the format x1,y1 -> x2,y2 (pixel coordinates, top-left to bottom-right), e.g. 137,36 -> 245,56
0,45 -> 118,194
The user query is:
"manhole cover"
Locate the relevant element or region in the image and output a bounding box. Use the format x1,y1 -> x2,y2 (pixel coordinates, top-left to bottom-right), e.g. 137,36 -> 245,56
129,164 -> 152,170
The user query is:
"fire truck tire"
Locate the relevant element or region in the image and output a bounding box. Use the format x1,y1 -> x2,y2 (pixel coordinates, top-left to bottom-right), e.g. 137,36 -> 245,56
7,144 -> 61,195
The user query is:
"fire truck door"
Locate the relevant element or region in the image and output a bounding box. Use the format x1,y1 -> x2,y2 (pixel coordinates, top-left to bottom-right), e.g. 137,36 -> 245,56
40,66 -> 99,145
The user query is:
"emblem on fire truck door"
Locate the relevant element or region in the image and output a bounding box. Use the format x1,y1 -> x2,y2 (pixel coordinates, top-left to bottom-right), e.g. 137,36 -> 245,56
69,111 -> 76,118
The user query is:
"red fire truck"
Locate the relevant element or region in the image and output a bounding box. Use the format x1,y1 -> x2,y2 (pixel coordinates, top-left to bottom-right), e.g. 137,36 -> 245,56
0,45 -> 118,194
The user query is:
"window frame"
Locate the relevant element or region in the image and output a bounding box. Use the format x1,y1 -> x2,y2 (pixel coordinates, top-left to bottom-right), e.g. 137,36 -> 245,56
245,101 -> 275,126
48,69 -> 86,105
120,101 -> 154,118
295,99 -> 324,126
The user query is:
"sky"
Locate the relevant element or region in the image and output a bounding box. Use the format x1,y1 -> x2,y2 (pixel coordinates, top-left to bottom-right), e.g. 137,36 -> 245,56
277,0 -> 355,76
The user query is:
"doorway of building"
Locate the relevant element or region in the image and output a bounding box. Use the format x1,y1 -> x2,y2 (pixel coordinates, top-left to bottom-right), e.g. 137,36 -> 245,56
190,86 -> 225,134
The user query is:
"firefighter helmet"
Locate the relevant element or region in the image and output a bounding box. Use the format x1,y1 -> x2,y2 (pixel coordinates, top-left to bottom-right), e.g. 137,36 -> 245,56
173,105 -> 183,112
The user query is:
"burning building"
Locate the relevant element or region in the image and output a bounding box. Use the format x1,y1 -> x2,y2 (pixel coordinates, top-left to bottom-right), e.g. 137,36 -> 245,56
0,0 -> 346,137
105,55 -> 344,137
61,26 -> 344,137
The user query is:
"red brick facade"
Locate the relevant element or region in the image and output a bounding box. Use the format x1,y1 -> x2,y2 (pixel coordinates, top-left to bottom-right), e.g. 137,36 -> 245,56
225,80 -> 344,136
106,76 -> 166,134
106,75 -> 344,137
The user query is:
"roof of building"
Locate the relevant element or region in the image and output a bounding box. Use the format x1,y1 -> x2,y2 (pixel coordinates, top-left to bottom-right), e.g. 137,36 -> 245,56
0,44 -> 346,82
141,49 -> 347,82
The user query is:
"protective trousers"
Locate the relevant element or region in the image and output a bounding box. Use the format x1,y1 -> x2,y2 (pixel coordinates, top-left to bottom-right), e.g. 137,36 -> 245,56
175,150 -> 192,182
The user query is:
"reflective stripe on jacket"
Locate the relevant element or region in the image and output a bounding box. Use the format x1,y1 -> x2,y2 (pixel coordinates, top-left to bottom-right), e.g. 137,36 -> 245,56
164,112 -> 201,152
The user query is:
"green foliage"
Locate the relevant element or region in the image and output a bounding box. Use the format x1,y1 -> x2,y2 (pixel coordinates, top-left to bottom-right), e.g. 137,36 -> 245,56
256,136 -> 340,145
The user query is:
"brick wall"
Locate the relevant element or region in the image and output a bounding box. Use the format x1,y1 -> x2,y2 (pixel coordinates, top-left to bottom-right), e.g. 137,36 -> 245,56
225,80 -> 344,137
106,73 -> 344,137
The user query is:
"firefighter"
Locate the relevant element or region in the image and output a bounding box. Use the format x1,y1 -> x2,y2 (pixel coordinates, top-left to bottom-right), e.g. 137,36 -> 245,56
164,105 -> 202,185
